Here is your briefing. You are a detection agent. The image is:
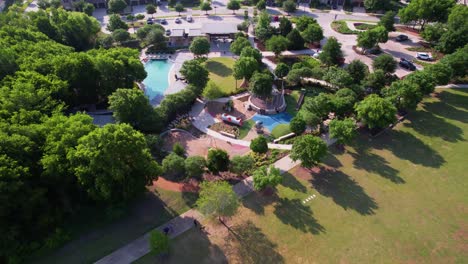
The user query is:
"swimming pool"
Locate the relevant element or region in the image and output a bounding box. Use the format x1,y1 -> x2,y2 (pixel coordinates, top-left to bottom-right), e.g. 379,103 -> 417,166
250,112 -> 293,132
142,60 -> 172,105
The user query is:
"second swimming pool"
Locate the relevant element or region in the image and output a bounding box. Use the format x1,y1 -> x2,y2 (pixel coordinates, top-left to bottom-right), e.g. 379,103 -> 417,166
142,60 -> 172,105
250,112 -> 293,132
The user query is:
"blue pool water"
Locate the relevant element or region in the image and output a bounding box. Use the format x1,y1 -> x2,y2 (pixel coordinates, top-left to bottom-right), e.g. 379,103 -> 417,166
142,60 -> 172,105
250,112 -> 293,132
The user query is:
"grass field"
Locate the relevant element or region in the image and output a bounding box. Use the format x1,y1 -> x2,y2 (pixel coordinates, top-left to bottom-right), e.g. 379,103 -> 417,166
36,188 -> 198,264
238,119 -> 254,139
205,57 -> 237,96
271,124 -> 292,138
136,89 -> 468,263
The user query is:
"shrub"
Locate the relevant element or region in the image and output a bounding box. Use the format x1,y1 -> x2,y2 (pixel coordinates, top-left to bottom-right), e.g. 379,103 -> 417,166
250,136 -> 268,153
289,115 -> 306,135
185,156 -> 206,179
207,148 -> 230,173
149,230 -> 169,255
162,153 -> 185,180
172,142 -> 185,157
230,155 -> 255,176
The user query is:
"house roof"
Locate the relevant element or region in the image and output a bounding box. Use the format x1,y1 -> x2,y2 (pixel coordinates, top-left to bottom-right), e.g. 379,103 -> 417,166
187,28 -> 204,37
171,29 -> 185,37
202,23 -> 238,35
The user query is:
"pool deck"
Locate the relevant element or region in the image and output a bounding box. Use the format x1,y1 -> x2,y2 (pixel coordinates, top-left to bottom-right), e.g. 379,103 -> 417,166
165,51 -> 193,95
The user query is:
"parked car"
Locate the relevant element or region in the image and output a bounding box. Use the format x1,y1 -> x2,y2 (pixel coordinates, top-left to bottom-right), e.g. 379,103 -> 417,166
416,52 -> 433,61
332,3 -> 338,9
146,18 -> 154,25
395,34 -> 409,42
186,16 -> 193,22
165,29 -> 171,36
160,19 -> 167,24
399,58 -> 416,71
175,18 -> 181,24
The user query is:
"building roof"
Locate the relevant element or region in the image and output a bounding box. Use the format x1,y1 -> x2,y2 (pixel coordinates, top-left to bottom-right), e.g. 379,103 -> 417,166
187,28 -> 204,37
171,29 -> 185,37
202,23 -> 238,35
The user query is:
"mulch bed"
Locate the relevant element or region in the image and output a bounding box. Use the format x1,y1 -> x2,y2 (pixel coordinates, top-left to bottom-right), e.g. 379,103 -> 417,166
153,177 -> 200,193
395,26 -> 422,37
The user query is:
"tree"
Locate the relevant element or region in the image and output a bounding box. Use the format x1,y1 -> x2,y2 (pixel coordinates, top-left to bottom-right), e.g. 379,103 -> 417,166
207,148 -> 230,173
323,67 -> 354,88
189,37 -> 210,57
200,1 -> 212,15
404,70 -> 436,95
83,3 -> 95,16
295,15 -> 317,32
184,156 -> 206,179
162,153 -> 186,180
69,124 -> 161,202
108,0 -> 127,14
240,47 -> 262,63
279,17 -> 293,36
107,14 -> 128,32
364,69 -> 387,92
333,88 -> 358,116
346,60 -> 369,84
145,29 -> 167,50
303,93 -> 333,119
378,11 -> 396,32
274,63 -> 290,80
257,11 -> 271,29
266,35 -> 289,57
180,60 -> 209,88
364,0 -> 391,11
203,80 -> 224,99
398,0 -> 455,30
146,4 -> 157,17
0,48 -> 18,81
329,118 -> 356,146
373,54 -> 397,74
250,136 -> 268,153
283,0 -> 296,14
255,27 -> 274,43
290,115 -> 306,135
285,67 -> 313,86
290,135 -> 328,168
233,56 -> 259,81
175,3 -> 185,16
149,230 -> 169,255
440,45 -> 468,80
286,28 -> 305,50
172,142 -> 185,156
249,72 -> 273,98
357,26 -> 388,52
319,37 -> 343,66
301,23 -> 323,45
383,80 -> 423,111
256,0 -> 266,10
196,181 -> 239,222
252,166 -> 282,191
230,37 -> 251,55
425,63 -> 453,85
300,110 -> 321,127
227,0 -> 241,14
421,22 -> 446,44
112,28 -> 130,43
230,155 -> 255,175
108,88 -> 160,131
354,94 -> 397,129
438,5 -> 468,53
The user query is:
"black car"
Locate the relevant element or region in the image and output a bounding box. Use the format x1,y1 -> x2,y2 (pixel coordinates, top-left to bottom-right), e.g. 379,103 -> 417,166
399,58 -> 416,71
395,34 -> 409,42
147,18 -> 154,25
160,19 -> 167,25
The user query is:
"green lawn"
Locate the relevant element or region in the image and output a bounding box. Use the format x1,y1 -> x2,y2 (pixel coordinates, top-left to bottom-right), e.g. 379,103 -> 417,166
135,89 -> 468,263
36,188 -> 198,264
271,124 -> 292,139
238,119 -> 254,139
284,90 -> 301,117
205,57 -> 238,96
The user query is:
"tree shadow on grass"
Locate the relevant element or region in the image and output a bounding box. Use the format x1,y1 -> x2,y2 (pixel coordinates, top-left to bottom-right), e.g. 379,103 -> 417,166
403,109 -> 464,143
310,167 -> 378,215
225,220 -> 284,264
273,198 -> 325,234
205,60 -> 233,77
281,172 -> 308,193
372,130 -> 446,168
350,148 -> 405,184
434,89 -> 468,111
241,192 -> 278,215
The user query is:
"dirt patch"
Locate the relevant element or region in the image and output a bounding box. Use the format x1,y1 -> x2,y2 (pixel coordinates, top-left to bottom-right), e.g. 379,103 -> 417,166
396,26 -> 422,37
152,177 -> 199,193
289,166 -> 323,181
453,224 -> 468,254
162,131 -> 250,157
206,99 -> 256,120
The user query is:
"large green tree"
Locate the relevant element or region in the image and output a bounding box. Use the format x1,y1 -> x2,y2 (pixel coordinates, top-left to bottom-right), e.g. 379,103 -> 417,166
227,0 -> 241,14
233,56 -> 259,81
346,60 -> 369,84
230,37 -> 251,55
180,60 -> 209,88
279,17 -> 293,36
357,26 -> 388,52
266,35 -> 289,57
69,124 -> 161,202
355,94 -> 397,129
319,37 -> 343,66
364,0 -> 391,11
290,135 -> 328,168
382,80 -> 423,111
196,181 -> 239,222
249,72 -> 273,98
301,23 -> 323,45
108,0 -> 127,13
438,5 -> 468,54
252,166 -> 282,191
378,11 -> 396,31
250,136 -> 269,153
373,54 -> 397,74
329,118 -> 357,146
286,28 -> 305,50
398,0 -> 455,29
190,37 -> 210,57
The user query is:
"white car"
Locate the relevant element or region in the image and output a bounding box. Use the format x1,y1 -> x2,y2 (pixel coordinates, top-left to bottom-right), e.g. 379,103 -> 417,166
186,16 -> 193,22
416,52 -> 433,61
